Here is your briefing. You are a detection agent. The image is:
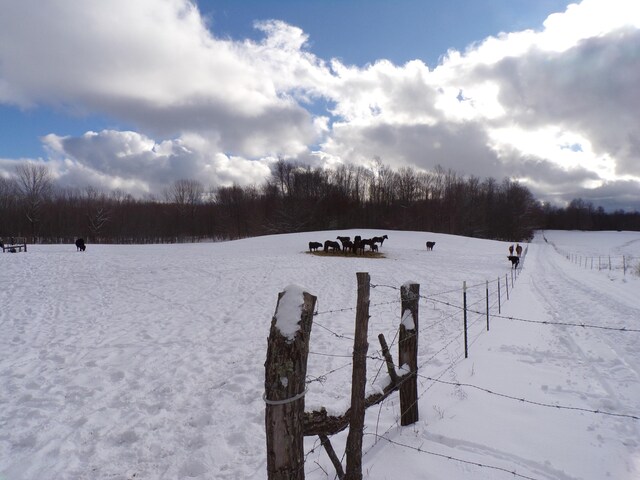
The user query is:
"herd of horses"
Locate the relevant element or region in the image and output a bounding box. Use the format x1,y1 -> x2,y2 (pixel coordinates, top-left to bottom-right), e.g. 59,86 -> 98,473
310,234 -> 524,270
308,235 -> 388,255
308,235 -> 439,256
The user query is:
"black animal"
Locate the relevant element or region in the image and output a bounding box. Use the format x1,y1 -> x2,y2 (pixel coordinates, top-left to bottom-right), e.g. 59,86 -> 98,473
337,236 -> 351,249
426,241 -> 436,251
324,240 -> 341,252
371,244 -> 378,252
75,238 -> 86,252
372,235 -> 388,246
308,241 -> 322,252
508,255 -> 519,268
352,235 -> 363,255
361,238 -> 376,251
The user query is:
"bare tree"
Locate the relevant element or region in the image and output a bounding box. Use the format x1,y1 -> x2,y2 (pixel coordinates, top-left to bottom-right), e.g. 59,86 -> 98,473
166,179 -> 204,212
84,186 -> 112,242
15,163 -> 53,238
165,179 -> 204,240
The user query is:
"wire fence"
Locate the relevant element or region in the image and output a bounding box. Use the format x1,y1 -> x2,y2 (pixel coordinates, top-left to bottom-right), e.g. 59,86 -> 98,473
288,244 -> 639,480
565,252 -> 639,275
542,233 -> 640,277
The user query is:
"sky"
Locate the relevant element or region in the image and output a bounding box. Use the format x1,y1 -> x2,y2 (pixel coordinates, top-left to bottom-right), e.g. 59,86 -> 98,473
0,0 -> 639,210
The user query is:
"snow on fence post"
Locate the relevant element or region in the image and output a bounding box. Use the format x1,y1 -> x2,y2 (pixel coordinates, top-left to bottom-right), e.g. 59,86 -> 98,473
345,272 -> 371,480
264,285 -> 317,480
399,281 -> 420,426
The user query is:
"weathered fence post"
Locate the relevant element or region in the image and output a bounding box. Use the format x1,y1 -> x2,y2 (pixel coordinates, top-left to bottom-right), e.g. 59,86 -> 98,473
399,282 -> 420,426
463,281 -> 468,359
265,286 -> 317,480
345,272 -> 371,480
497,277 -> 501,314
505,274 -> 509,301
485,280 -> 490,331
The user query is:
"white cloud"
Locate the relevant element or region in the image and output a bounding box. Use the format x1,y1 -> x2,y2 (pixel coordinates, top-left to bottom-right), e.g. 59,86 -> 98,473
0,0 -> 639,209
0,0 -> 328,157
40,130 -> 271,196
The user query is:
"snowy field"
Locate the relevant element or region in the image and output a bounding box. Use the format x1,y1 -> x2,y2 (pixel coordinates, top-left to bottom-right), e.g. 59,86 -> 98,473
1,229 -> 640,480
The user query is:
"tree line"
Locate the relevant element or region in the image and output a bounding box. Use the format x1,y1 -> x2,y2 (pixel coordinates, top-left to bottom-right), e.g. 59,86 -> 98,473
0,160 -> 638,245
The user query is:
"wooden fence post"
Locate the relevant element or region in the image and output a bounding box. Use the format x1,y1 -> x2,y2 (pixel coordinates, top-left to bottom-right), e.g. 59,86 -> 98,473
505,274 -> 509,301
485,280 -> 490,331
463,281 -> 468,359
265,286 -> 317,480
345,273 -> 371,480
399,282 -> 420,426
497,277 -> 501,314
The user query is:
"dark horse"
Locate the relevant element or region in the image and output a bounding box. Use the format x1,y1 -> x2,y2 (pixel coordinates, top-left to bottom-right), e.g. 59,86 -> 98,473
372,235 -> 388,246
508,255 -> 519,268
75,238 -> 86,252
426,241 -> 436,251
308,241 -> 322,252
324,240 -> 341,252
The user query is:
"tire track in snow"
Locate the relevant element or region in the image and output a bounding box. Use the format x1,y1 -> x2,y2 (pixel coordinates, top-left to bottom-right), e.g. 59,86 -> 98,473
527,243 -> 640,453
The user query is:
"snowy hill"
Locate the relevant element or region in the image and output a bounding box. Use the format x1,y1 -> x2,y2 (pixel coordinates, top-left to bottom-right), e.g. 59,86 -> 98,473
1,230 -> 639,479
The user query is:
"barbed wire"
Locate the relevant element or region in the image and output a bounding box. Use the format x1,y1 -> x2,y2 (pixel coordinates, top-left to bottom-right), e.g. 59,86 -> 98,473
314,298 -> 401,317
416,374 -> 640,421
474,309 -> 640,333
306,361 -> 353,385
313,320 -> 355,341
424,294 -> 640,333
363,433 -> 541,480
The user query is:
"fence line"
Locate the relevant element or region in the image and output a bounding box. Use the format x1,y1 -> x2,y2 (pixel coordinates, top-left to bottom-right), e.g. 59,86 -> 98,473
417,375 -> 640,421
281,259 -> 529,478
308,267 -> 524,393
300,258 -> 564,480
284,243 -> 638,479
363,433 -> 542,480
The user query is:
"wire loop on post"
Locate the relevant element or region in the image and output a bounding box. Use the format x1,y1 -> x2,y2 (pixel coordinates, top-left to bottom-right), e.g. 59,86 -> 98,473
263,388 -> 308,406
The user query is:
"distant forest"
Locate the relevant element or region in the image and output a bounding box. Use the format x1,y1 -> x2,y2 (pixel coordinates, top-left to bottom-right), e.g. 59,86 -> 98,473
1,160 -> 639,244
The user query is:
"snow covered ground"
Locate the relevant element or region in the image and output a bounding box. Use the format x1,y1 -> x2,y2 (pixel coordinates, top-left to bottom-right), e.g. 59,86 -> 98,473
1,229 -> 639,480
